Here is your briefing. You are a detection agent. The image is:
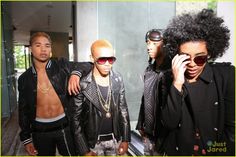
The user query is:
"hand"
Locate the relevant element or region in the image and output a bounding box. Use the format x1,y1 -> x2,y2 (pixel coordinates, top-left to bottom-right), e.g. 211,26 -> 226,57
85,151 -> 97,156
138,129 -> 145,138
24,143 -> 38,156
172,54 -> 190,92
118,142 -> 128,155
68,75 -> 81,95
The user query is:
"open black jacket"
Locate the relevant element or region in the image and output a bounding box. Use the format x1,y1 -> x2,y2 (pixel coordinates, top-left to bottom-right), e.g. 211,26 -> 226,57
161,62 -> 235,155
136,56 -> 172,153
18,58 -> 92,145
72,70 -> 131,155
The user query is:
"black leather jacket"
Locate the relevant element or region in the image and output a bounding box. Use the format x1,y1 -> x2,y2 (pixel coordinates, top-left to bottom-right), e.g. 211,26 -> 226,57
136,56 -> 172,153
18,58 -> 92,145
72,70 -> 131,155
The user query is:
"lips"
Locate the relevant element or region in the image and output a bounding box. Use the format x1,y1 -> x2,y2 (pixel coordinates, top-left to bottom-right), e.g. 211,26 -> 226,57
148,52 -> 155,57
40,54 -> 48,58
104,68 -> 111,72
186,69 -> 198,76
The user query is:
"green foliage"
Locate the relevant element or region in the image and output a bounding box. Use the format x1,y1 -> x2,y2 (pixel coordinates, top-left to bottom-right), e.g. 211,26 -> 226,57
208,0 -> 217,12
14,46 -> 28,69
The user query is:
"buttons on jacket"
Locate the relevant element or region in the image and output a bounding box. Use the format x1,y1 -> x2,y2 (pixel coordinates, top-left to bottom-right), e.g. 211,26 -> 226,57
214,101 -> 218,106
195,132 -> 200,138
176,146 -> 179,151
178,123 -> 181,128
214,127 -> 218,131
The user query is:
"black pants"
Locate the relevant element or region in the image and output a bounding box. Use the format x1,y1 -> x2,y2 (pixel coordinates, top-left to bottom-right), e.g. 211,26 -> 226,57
32,118 -> 76,156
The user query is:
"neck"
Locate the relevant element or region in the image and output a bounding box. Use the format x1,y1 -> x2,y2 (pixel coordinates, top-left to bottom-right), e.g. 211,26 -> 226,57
186,73 -> 201,83
33,59 -> 48,72
155,53 -> 165,67
93,71 -> 110,86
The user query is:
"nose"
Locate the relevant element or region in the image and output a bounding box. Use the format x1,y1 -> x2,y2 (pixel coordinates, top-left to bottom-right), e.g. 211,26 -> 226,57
41,45 -> 46,51
104,60 -> 110,65
188,57 -> 196,67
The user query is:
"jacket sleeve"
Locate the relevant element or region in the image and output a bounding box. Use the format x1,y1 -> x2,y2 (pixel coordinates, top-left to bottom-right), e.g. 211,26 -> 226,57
223,65 -> 235,154
118,76 -> 131,142
70,62 -> 93,77
18,75 -> 32,145
58,57 -> 93,77
161,84 -> 184,130
136,95 -> 144,131
71,93 -> 90,155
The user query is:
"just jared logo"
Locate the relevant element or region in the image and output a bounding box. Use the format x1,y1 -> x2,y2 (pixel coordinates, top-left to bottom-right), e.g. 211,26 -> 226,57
207,141 -> 227,153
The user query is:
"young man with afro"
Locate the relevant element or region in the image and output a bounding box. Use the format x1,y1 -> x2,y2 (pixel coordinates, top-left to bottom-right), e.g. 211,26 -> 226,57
161,9 -> 235,156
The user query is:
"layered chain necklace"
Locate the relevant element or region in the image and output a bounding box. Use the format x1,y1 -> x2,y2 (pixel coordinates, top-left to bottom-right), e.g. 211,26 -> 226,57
95,79 -> 112,118
37,82 -> 52,94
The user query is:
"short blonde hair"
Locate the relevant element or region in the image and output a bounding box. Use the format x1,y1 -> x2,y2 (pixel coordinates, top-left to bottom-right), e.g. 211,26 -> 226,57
91,39 -> 113,55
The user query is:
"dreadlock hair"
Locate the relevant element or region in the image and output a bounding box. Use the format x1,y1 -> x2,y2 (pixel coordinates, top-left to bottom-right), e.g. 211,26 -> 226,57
163,9 -> 230,60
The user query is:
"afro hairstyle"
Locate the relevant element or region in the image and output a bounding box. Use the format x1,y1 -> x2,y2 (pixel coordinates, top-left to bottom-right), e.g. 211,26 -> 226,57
163,9 -> 230,60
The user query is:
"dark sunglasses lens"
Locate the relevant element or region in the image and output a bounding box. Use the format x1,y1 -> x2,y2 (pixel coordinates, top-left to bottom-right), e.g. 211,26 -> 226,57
97,58 -> 107,64
97,57 -> 116,64
107,57 -> 116,64
194,56 -> 207,65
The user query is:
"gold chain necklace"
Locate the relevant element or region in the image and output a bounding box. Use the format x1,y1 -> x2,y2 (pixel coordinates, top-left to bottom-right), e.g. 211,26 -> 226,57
95,79 -> 112,118
37,82 -> 51,94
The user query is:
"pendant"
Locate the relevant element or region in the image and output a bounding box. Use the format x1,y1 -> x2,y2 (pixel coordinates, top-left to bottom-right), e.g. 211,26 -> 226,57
104,103 -> 109,109
106,112 -> 111,118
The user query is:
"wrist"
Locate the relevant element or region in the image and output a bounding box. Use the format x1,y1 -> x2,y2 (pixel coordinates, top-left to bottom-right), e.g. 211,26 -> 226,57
173,81 -> 183,92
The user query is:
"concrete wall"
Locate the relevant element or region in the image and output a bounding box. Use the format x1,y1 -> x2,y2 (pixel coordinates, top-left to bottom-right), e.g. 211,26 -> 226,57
215,1 -> 235,65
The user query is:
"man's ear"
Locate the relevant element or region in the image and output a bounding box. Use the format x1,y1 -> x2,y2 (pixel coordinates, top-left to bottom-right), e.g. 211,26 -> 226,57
29,46 -> 32,55
90,55 -> 95,63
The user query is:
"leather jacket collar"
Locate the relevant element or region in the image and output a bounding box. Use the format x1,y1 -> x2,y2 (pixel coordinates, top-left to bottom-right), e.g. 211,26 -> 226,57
31,59 -> 52,74
80,70 -> 120,112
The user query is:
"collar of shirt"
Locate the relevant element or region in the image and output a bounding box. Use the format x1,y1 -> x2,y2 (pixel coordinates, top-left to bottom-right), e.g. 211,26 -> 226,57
31,59 -> 52,74
198,63 -> 214,83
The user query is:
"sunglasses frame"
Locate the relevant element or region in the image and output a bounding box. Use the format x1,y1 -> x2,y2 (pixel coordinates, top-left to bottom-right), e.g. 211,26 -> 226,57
182,54 -> 208,66
193,55 -> 208,66
95,56 -> 116,65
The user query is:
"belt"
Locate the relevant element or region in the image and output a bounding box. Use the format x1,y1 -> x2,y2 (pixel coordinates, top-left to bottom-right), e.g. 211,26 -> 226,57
98,133 -> 114,141
33,116 -> 68,132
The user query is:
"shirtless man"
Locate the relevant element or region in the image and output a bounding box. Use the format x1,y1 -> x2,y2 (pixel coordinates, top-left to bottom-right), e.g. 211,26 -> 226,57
18,32 -> 92,156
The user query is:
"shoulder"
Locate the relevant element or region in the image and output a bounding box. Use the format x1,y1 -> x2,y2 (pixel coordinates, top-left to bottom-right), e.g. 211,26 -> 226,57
209,62 -> 235,74
209,62 -> 235,85
209,62 -> 233,67
111,70 -> 123,82
18,67 -> 33,81
51,57 -> 68,65
146,64 -> 155,71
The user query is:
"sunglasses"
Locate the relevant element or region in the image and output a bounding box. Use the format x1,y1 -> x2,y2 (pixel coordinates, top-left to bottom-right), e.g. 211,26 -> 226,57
95,57 -> 116,65
184,55 -> 208,66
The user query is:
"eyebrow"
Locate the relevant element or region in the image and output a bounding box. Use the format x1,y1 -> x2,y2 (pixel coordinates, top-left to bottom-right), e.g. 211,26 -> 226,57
33,42 -> 51,45
180,52 -> 207,56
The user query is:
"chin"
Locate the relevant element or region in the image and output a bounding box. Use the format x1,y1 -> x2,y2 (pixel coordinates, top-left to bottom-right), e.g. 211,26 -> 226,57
185,73 -> 196,80
101,72 -> 109,77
